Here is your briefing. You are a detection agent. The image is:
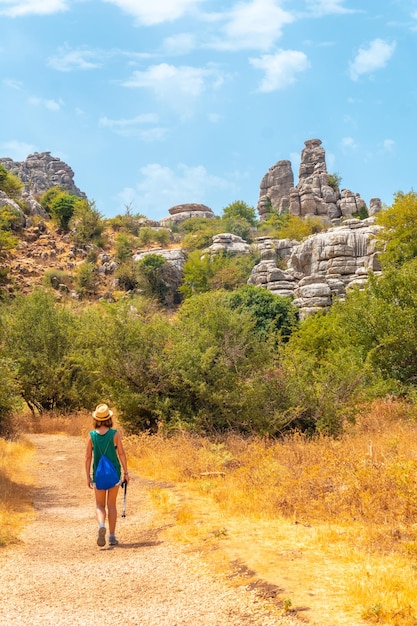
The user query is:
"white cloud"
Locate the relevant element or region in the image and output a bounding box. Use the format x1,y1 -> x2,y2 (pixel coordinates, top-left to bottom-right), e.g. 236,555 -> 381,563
28,96 -> 63,110
117,163 -> 232,218
102,0 -> 202,25
48,46 -> 103,72
341,136 -> 358,150
2,78 -> 24,90
0,0 -> 68,17
212,0 -> 294,51
99,114 -> 167,140
250,50 -> 310,92
0,140 -> 36,160
382,139 -> 395,151
349,38 -> 396,81
123,63 -> 225,116
162,33 -> 197,56
305,0 -> 356,15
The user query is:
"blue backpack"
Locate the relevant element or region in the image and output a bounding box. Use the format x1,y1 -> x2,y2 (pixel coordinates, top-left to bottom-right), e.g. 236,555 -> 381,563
93,434 -> 120,490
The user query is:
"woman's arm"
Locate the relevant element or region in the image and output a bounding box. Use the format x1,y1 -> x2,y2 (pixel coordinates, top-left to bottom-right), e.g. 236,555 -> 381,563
85,436 -> 93,489
115,431 -> 130,483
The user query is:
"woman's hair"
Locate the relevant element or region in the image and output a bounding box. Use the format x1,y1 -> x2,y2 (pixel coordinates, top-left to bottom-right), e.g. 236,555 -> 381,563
94,417 -> 113,428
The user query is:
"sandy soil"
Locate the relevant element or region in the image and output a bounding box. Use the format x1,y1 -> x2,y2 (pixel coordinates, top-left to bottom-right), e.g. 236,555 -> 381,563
0,434 -> 302,626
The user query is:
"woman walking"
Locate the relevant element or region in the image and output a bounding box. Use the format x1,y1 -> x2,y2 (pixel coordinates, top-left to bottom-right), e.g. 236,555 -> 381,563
85,403 -> 129,547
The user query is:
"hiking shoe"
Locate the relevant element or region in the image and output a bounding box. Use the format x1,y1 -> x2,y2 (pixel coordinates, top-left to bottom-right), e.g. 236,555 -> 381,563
109,535 -> 119,546
97,526 -> 106,547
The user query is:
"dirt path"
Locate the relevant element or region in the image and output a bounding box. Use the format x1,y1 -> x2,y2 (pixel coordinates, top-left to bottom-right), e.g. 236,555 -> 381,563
0,434 -> 301,625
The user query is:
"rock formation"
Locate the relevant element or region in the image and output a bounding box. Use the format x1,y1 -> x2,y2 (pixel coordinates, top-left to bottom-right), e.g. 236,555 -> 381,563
204,233 -> 251,256
0,152 -> 86,198
248,217 -> 382,318
0,152 -> 86,220
257,139 -> 380,224
160,203 -> 215,226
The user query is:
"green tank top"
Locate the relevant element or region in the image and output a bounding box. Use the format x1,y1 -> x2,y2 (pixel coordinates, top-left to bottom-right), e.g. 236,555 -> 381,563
90,429 -> 121,482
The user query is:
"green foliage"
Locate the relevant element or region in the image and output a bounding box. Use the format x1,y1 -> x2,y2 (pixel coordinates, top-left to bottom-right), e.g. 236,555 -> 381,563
328,172 -> 342,191
162,291 -> 277,433
115,261 -> 139,292
43,269 -> 73,291
107,205 -> 146,235
222,200 -> 257,226
227,285 -> 298,341
46,190 -> 78,231
74,262 -> 99,298
0,164 -> 23,200
115,232 -> 134,263
279,309 -> 372,434
180,218 -> 224,251
2,290 -> 77,412
69,199 -> 105,246
78,297 -> 170,432
180,250 -> 258,298
353,205 -> 369,220
137,227 -> 170,248
0,355 -> 20,435
333,263 -> 417,387
222,216 -> 254,242
278,215 -> 326,240
376,191 -> 417,268
136,254 -> 170,303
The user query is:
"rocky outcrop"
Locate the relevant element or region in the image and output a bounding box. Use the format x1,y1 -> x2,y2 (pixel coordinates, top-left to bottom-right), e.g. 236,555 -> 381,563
0,152 -> 86,220
248,217 -> 382,318
132,248 -> 187,306
0,152 -> 86,198
258,160 -> 294,219
257,139 -> 380,224
160,203 -> 215,226
204,233 -> 251,256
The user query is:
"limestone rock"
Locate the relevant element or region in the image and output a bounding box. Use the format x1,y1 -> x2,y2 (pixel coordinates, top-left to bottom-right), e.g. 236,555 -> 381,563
247,218 -> 383,317
0,152 -> 86,198
204,233 -> 251,255
159,203 -> 215,226
257,160 -> 294,219
257,138 -> 379,224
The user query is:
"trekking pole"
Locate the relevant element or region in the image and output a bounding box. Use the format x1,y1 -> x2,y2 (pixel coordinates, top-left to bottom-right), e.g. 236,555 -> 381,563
121,479 -> 127,518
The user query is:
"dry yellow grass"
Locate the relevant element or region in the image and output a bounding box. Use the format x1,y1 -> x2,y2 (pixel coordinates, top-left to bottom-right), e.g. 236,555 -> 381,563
0,436 -> 34,546
124,399 -> 417,625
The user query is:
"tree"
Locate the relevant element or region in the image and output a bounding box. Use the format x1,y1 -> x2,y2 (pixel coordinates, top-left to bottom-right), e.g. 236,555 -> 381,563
228,285 -> 298,341
180,250 -> 258,298
39,187 -> 78,231
162,291 -> 277,433
69,199 -> 105,246
0,164 -> 23,200
376,191 -> 417,268
222,200 -> 257,226
77,297 -> 170,432
3,290 -> 76,413
136,254 -> 169,303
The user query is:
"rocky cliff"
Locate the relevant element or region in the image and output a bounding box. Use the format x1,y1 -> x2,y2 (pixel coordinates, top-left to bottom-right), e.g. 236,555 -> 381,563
248,217 -> 382,318
0,152 -> 86,220
258,138 -> 382,224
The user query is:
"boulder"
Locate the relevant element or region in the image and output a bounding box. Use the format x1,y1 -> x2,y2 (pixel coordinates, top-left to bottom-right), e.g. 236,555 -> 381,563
159,203 -> 215,226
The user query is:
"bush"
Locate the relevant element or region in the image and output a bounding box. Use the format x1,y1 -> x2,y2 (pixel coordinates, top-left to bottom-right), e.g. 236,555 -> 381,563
69,199 -> 105,246
0,164 -> 23,200
74,262 -> 99,297
43,269 -> 73,291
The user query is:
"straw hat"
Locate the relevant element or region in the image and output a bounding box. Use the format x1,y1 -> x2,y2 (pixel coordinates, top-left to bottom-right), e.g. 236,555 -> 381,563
92,403 -> 113,421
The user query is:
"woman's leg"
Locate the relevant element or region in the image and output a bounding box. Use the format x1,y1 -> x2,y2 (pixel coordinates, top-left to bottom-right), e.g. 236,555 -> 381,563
94,488 -> 107,525
107,484 -> 120,535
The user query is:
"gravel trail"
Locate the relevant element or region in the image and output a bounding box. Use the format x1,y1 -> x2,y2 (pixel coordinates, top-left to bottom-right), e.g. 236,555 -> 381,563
0,434 -> 301,626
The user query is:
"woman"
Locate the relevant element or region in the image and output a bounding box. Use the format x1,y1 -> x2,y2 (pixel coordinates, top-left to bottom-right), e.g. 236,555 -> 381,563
85,403 -> 129,547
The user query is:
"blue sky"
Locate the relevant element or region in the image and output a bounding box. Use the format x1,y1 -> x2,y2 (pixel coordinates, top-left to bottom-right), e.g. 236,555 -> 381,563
1,0 -> 416,220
